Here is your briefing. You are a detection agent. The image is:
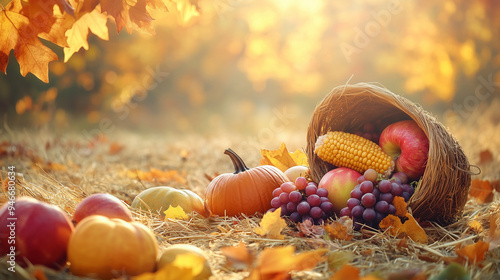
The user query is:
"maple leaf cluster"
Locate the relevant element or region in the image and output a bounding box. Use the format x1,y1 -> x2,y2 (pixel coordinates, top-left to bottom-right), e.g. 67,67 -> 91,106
0,0 -> 168,82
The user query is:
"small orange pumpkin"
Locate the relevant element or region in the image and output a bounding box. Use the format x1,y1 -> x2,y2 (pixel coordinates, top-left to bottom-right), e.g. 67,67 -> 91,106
205,149 -> 289,216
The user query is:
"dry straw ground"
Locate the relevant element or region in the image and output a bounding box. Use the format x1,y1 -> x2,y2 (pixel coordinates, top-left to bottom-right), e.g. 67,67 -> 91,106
1,98 -> 499,280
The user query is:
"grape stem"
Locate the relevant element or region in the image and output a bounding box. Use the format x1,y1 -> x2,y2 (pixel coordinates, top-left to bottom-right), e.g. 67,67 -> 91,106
224,148 -> 250,174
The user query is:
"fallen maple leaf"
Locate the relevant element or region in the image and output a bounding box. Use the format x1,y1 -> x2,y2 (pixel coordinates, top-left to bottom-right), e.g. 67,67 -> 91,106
109,141 -> 125,155
298,219 -> 324,237
323,217 -> 354,241
0,0 -> 59,82
248,246 -> 327,280
64,4 -> 109,62
254,208 -> 287,240
469,179 -> 494,203
260,143 -> 308,172
133,252 -> 205,280
450,240 -> 490,265
221,241 -> 255,270
330,264 -> 360,280
393,196 -> 408,216
379,213 -> 428,243
164,205 -> 189,220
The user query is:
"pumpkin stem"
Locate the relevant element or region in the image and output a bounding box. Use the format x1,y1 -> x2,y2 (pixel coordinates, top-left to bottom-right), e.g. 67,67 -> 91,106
225,149 -> 250,174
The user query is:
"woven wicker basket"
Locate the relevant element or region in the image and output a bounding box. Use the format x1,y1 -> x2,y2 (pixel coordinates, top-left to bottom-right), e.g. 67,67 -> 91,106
306,83 -> 472,224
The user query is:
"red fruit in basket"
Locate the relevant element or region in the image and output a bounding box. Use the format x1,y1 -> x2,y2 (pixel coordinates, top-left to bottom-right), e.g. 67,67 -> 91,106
0,197 -> 74,269
318,167 -> 362,215
379,120 -> 429,180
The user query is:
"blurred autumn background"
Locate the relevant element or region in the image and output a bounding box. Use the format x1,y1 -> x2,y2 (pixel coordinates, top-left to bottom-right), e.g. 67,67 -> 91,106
1,0 -> 499,148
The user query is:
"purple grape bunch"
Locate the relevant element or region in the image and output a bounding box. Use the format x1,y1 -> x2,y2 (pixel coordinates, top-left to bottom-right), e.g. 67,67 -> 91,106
269,177 -> 334,225
340,169 -> 415,230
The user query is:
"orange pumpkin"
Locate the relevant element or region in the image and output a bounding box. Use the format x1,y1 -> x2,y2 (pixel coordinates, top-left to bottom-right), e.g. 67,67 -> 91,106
205,149 -> 289,216
67,215 -> 157,279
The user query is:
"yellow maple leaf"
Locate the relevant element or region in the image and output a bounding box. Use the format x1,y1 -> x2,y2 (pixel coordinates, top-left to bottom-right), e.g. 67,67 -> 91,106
64,5 -> 109,62
133,253 -> 205,280
164,205 -> 189,220
254,208 -> 287,240
260,143 -> 308,172
379,213 -> 428,243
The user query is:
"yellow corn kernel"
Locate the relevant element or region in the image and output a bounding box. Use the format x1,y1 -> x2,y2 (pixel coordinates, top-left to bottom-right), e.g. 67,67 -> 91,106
314,131 -> 394,176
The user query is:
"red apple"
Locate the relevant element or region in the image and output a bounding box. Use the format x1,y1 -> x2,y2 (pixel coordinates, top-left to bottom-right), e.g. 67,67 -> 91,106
379,120 -> 429,180
318,167 -> 361,215
0,197 -> 74,269
73,193 -> 133,223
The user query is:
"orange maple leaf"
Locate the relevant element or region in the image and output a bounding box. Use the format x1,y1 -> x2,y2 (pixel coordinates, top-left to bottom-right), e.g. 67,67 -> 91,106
469,179 -> 494,203
25,0 -> 74,47
379,213 -> 428,243
330,264 -> 360,280
330,264 -> 382,280
221,241 -> 255,270
392,196 -> 408,216
100,0 -> 167,34
248,246 -> 327,280
260,143 -> 308,172
448,240 -> 490,265
0,0 -> 59,82
15,0 -> 75,49
323,217 -> 354,241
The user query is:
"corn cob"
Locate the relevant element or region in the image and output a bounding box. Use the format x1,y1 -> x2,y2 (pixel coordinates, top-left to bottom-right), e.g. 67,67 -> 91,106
314,131 -> 394,176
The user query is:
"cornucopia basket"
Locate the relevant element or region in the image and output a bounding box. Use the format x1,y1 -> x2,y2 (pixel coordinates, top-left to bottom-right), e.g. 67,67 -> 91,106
306,83 -> 472,225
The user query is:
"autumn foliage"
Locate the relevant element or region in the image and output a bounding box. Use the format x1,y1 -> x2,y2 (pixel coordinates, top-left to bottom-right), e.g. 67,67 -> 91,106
0,0 -> 193,82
